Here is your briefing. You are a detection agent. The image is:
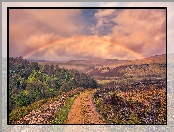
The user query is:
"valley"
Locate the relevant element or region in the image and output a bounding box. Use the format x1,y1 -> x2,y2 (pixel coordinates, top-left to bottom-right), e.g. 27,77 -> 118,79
8,54 -> 166,124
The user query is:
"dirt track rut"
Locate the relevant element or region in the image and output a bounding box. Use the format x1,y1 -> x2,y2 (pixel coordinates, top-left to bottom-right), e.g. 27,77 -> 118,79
66,89 -> 105,124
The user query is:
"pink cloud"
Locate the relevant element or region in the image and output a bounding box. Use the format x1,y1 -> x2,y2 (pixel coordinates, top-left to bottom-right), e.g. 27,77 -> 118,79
109,9 -> 166,57
9,9 -> 86,40
9,9 -> 166,61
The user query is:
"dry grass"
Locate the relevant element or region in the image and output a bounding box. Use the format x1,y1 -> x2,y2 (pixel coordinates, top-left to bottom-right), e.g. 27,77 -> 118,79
94,79 -> 166,124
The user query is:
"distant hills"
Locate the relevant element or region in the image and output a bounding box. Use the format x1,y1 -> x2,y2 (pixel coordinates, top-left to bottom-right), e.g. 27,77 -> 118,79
68,58 -> 128,66
87,54 -> 166,79
26,59 -> 46,62
124,54 -> 166,65
30,54 -> 167,78
26,54 -> 166,64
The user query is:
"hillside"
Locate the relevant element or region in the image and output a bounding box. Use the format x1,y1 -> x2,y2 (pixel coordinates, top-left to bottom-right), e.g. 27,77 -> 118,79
37,54 -> 166,81
94,78 -> 166,124
9,56 -> 98,120
8,54 -> 166,124
88,54 -> 166,80
37,58 -> 128,74
92,54 -> 166,124
68,58 -> 128,66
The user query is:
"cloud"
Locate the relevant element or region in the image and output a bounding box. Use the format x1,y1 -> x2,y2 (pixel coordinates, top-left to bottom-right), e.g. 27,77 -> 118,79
9,9 -> 92,60
9,9 -> 87,40
10,31 -> 152,61
92,9 -> 166,57
80,26 -> 84,29
11,30 -> 139,61
94,9 -> 116,18
9,8 -> 167,61
21,34 -> 112,61
97,2 -> 174,54
111,9 -> 166,56
116,2 -> 173,54
89,9 -> 117,36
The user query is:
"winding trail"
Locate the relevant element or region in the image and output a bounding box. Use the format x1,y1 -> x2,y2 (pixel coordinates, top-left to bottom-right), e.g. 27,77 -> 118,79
66,89 -> 106,124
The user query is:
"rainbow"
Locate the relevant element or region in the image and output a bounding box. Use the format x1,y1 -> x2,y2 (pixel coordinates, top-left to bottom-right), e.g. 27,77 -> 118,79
23,37 -> 145,60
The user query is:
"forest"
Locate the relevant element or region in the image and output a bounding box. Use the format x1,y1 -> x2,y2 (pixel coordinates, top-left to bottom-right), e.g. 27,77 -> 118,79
9,57 -> 98,113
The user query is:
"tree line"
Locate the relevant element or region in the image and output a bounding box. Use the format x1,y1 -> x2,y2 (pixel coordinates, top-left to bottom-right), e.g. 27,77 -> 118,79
9,57 -> 98,112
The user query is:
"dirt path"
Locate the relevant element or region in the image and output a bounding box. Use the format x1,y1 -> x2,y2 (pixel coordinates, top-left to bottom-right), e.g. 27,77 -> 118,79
13,88 -> 85,124
66,89 -> 106,124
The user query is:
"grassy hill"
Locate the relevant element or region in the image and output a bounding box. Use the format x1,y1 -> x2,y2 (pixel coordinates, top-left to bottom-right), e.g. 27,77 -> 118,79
92,54 -> 166,124
87,54 -> 166,83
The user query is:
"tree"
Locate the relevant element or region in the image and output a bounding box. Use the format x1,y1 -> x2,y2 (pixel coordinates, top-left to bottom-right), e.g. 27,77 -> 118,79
16,92 -> 30,107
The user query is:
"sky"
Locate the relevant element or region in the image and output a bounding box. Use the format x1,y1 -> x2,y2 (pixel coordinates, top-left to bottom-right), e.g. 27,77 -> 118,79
5,3 -> 170,61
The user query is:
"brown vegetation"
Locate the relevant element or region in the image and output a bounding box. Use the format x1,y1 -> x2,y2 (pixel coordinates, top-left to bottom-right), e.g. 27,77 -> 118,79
94,78 -> 166,124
